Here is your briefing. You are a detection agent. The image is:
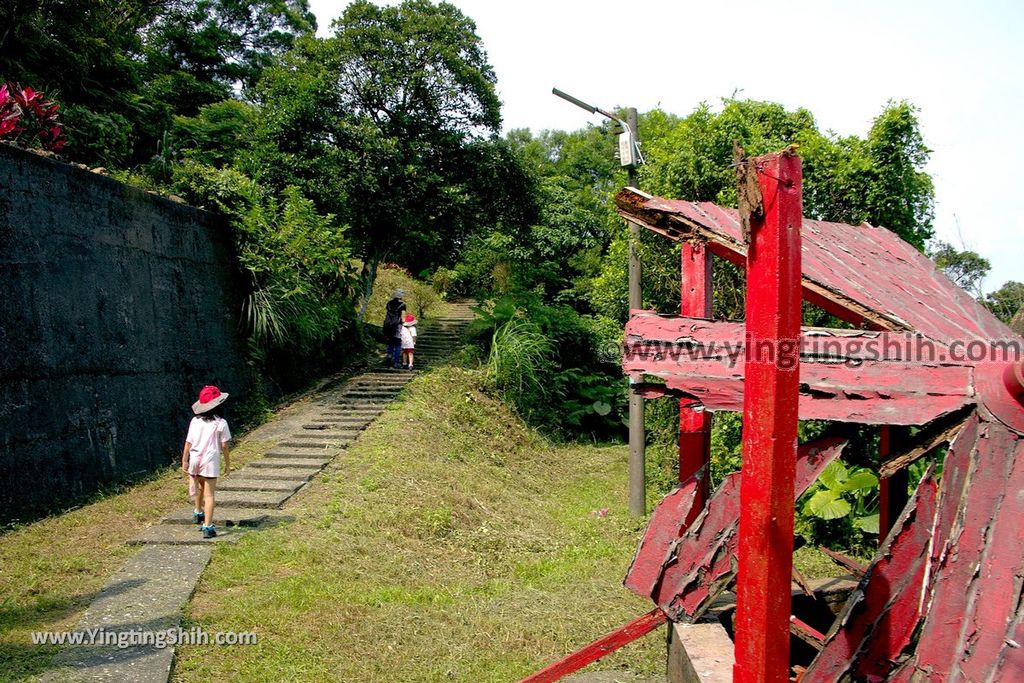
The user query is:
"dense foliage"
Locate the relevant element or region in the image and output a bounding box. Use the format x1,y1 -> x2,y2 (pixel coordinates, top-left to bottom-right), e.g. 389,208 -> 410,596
5,1 -> 1013,554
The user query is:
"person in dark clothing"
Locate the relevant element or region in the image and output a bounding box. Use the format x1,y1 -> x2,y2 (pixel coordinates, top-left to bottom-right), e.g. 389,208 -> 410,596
383,290 -> 407,369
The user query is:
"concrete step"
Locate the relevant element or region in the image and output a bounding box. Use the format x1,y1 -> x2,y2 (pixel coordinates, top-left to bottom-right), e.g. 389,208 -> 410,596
129,524 -> 243,545
280,432 -> 360,444
215,489 -> 296,508
317,411 -> 381,419
303,421 -> 368,430
230,467 -> 320,481
264,446 -> 343,459
250,457 -> 331,469
277,436 -> 356,449
162,507 -> 270,526
218,478 -> 304,493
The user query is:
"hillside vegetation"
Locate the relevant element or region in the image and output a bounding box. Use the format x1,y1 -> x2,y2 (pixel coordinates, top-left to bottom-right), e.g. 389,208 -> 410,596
173,366 -> 662,682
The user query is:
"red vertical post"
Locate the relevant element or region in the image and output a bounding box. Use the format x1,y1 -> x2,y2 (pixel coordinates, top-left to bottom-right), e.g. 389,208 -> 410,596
878,425 -> 908,543
679,242 -> 713,520
733,151 -> 803,683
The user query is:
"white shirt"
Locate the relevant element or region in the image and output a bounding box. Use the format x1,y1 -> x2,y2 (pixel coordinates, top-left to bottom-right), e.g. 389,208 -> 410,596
186,416 -> 231,478
400,325 -> 417,349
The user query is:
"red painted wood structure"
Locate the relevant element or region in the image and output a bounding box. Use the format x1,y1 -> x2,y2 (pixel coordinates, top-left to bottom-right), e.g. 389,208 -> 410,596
521,148 -> 1024,682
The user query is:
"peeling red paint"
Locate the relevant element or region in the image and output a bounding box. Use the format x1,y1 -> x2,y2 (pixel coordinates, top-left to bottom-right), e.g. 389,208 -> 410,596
651,438 -> 846,621
614,190 -> 1018,346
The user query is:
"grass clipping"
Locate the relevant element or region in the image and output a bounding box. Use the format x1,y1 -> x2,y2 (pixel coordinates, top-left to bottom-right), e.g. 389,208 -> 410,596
174,366 -> 660,682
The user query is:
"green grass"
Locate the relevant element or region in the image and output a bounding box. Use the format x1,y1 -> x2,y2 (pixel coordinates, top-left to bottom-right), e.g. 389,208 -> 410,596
0,440 -> 273,681
173,366 -> 662,682
1,356 -> 848,682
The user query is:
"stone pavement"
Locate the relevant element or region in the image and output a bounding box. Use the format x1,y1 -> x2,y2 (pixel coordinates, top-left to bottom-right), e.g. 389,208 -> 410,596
42,302 -> 475,682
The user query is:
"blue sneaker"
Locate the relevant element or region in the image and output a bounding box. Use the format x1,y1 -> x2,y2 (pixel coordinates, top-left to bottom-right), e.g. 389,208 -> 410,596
201,524 -> 217,539
192,510 -> 205,524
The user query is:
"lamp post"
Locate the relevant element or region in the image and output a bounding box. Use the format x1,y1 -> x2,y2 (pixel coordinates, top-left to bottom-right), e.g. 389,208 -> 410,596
552,87 -> 646,516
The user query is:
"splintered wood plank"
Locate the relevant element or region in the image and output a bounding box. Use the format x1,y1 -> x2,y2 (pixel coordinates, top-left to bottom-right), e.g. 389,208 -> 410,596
623,467 -> 705,598
958,432 -> 1024,680
903,421 -> 1016,681
623,314 -> 973,425
818,547 -> 867,579
652,437 -> 845,622
801,472 -> 938,683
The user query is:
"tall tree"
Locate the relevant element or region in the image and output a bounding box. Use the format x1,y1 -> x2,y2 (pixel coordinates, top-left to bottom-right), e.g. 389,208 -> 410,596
929,240 -> 990,295
249,0 -> 504,317
142,0 -> 317,116
985,281 -> 1024,324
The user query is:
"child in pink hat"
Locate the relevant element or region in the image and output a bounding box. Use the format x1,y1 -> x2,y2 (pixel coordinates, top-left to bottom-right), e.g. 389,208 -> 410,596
400,314 -> 417,370
181,385 -> 232,538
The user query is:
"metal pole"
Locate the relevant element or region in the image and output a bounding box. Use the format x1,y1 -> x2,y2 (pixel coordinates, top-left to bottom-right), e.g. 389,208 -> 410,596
625,106 -> 646,517
733,150 -> 803,683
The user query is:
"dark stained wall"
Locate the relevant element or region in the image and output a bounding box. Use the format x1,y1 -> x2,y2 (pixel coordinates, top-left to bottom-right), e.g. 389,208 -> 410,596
0,144 -> 249,523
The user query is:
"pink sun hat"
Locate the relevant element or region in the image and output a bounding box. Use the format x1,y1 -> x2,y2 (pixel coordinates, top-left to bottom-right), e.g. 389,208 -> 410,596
192,385 -> 229,414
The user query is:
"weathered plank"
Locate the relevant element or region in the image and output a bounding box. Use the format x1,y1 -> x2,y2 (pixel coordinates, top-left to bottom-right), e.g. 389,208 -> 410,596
623,314 -> 974,426
958,431 -> 1024,681
906,422 -> 1015,680
653,438 -> 846,621
614,189 -> 1017,346
801,471 -> 938,682
518,608 -> 667,683
623,468 -> 705,599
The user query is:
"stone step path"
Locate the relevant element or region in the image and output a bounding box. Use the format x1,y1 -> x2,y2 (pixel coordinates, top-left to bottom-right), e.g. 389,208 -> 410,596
44,302 -> 475,682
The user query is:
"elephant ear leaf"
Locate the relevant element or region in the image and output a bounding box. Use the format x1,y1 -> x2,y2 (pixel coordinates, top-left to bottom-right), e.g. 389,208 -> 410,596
592,401 -> 611,416
842,471 -> 879,492
855,514 -> 880,534
806,490 -> 852,520
818,461 -> 848,492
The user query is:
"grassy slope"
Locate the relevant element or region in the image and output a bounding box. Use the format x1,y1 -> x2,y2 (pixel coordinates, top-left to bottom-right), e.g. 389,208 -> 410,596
0,441 -> 272,681
173,367 -> 662,682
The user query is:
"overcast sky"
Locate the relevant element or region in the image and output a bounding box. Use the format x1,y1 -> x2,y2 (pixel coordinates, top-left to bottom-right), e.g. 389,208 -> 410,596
309,0 -> 1023,293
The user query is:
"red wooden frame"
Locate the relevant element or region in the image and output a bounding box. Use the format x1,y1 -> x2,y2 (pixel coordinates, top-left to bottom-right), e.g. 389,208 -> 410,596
732,150 -> 803,683
679,241 -> 713,516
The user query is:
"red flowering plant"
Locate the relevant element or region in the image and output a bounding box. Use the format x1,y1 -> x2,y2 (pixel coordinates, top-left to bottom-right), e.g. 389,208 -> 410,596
0,83 -> 66,152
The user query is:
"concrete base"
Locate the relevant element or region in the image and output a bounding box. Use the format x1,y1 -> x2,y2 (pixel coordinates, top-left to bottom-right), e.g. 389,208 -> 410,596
667,622 -> 734,683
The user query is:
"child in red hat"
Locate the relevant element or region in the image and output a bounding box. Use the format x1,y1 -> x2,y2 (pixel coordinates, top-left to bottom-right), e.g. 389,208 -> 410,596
400,314 -> 417,370
181,385 -> 232,538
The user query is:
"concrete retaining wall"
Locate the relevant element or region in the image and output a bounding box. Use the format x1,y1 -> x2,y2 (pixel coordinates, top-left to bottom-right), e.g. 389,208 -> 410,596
0,144 -> 249,522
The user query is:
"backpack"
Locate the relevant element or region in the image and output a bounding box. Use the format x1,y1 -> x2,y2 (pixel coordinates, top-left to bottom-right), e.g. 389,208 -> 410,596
382,299 -> 405,336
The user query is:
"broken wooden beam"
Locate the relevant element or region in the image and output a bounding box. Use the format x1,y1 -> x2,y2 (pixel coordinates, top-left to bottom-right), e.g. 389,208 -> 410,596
651,438 -> 846,621
518,609 -> 667,683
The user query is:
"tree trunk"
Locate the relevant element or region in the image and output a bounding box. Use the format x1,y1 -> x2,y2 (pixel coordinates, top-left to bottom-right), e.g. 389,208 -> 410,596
356,256 -> 381,322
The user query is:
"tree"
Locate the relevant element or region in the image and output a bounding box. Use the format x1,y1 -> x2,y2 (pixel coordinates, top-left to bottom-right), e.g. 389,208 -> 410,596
929,241 -> 990,295
248,0 -> 505,318
985,281 -> 1024,324
142,0 -> 316,116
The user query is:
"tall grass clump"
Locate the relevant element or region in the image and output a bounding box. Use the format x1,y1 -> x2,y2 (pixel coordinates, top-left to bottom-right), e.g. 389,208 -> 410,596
485,320 -> 555,422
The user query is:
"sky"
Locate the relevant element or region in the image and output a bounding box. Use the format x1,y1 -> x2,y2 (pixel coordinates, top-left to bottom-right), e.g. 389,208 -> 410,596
309,0 -> 1023,294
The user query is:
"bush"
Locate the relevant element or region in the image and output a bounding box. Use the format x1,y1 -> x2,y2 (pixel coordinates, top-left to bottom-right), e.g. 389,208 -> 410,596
364,266 -> 438,330
468,293 -> 628,440
0,83 -> 66,151
485,320 -> 556,422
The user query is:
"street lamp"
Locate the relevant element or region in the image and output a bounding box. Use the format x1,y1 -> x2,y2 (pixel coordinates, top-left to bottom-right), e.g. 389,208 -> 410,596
551,88 -> 642,168
552,86 -> 646,516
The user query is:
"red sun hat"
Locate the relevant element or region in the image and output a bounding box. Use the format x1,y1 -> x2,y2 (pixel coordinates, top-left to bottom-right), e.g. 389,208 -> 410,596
192,385 -> 230,415
404,314 -> 416,323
